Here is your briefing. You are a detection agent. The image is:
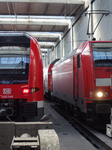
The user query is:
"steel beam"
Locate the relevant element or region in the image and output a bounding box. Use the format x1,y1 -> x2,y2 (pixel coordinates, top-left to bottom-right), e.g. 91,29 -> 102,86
29,32 -> 62,40
0,17 -> 70,27
42,53 -> 45,56
0,0 -> 84,4
39,42 -> 55,48
41,49 -> 48,53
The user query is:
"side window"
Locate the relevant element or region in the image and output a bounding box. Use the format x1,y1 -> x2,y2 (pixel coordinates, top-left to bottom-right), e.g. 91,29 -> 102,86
77,54 -> 81,69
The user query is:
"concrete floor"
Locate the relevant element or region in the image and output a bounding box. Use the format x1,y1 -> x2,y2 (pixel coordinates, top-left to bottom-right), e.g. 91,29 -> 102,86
44,101 -> 97,150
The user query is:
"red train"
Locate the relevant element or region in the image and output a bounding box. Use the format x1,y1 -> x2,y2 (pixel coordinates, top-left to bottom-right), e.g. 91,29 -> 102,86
44,59 -> 59,98
51,41 -> 112,128
0,32 -> 44,121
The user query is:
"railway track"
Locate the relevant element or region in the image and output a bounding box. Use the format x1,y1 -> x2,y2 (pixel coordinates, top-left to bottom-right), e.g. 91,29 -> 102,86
50,102 -> 112,150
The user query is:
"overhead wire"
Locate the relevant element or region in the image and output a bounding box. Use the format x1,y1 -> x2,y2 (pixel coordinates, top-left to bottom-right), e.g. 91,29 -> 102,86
74,0 -> 112,38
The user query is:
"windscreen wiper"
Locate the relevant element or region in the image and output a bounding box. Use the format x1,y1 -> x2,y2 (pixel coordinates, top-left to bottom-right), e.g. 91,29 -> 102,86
4,61 -> 24,81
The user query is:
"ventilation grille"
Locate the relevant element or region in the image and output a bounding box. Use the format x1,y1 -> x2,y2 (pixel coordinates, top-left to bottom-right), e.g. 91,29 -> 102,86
23,102 -> 37,118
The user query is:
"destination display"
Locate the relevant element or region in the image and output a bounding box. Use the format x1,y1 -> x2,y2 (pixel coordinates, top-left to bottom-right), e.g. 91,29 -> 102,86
92,43 -> 112,48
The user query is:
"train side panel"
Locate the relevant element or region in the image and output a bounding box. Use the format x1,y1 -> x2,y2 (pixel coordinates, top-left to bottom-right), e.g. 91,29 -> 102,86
28,37 -> 44,102
78,42 -> 94,113
43,59 -> 60,98
48,64 -> 53,93
52,57 -> 74,104
44,64 -> 53,94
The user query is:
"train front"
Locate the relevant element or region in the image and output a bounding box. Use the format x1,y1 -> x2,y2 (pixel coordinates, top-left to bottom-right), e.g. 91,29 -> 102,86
0,33 -> 44,121
85,41 -> 112,127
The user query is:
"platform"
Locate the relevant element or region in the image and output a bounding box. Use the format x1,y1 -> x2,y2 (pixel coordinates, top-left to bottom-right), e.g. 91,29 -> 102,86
44,101 -> 97,150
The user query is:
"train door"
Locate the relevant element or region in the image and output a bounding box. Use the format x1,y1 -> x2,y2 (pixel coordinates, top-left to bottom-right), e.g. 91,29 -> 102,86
74,53 -> 81,111
74,53 -> 78,116
74,54 -> 79,101
50,68 -> 53,97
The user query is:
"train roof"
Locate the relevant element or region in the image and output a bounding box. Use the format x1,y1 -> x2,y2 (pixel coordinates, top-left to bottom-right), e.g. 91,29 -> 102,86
44,59 -> 60,71
54,40 -> 112,67
51,59 -> 60,65
54,48 -> 77,66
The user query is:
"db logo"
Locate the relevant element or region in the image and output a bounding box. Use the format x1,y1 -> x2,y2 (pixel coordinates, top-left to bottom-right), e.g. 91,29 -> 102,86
3,88 -> 11,94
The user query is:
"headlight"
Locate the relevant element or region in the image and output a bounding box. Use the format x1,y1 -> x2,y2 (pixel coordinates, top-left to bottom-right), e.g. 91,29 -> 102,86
104,92 -> 108,98
96,91 -> 108,98
97,92 -> 103,97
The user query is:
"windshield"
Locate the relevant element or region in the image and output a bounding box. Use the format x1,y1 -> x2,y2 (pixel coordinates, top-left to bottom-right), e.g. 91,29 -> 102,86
0,46 -> 30,84
92,43 -> 112,67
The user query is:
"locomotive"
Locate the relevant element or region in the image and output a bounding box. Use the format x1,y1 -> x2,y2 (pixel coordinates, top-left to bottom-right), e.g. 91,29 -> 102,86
0,32 -> 44,121
51,41 -> 112,128
43,59 -> 59,99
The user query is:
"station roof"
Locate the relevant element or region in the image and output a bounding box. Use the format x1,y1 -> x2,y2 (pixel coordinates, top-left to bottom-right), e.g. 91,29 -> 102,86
0,0 -> 85,50
0,0 -> 84,16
